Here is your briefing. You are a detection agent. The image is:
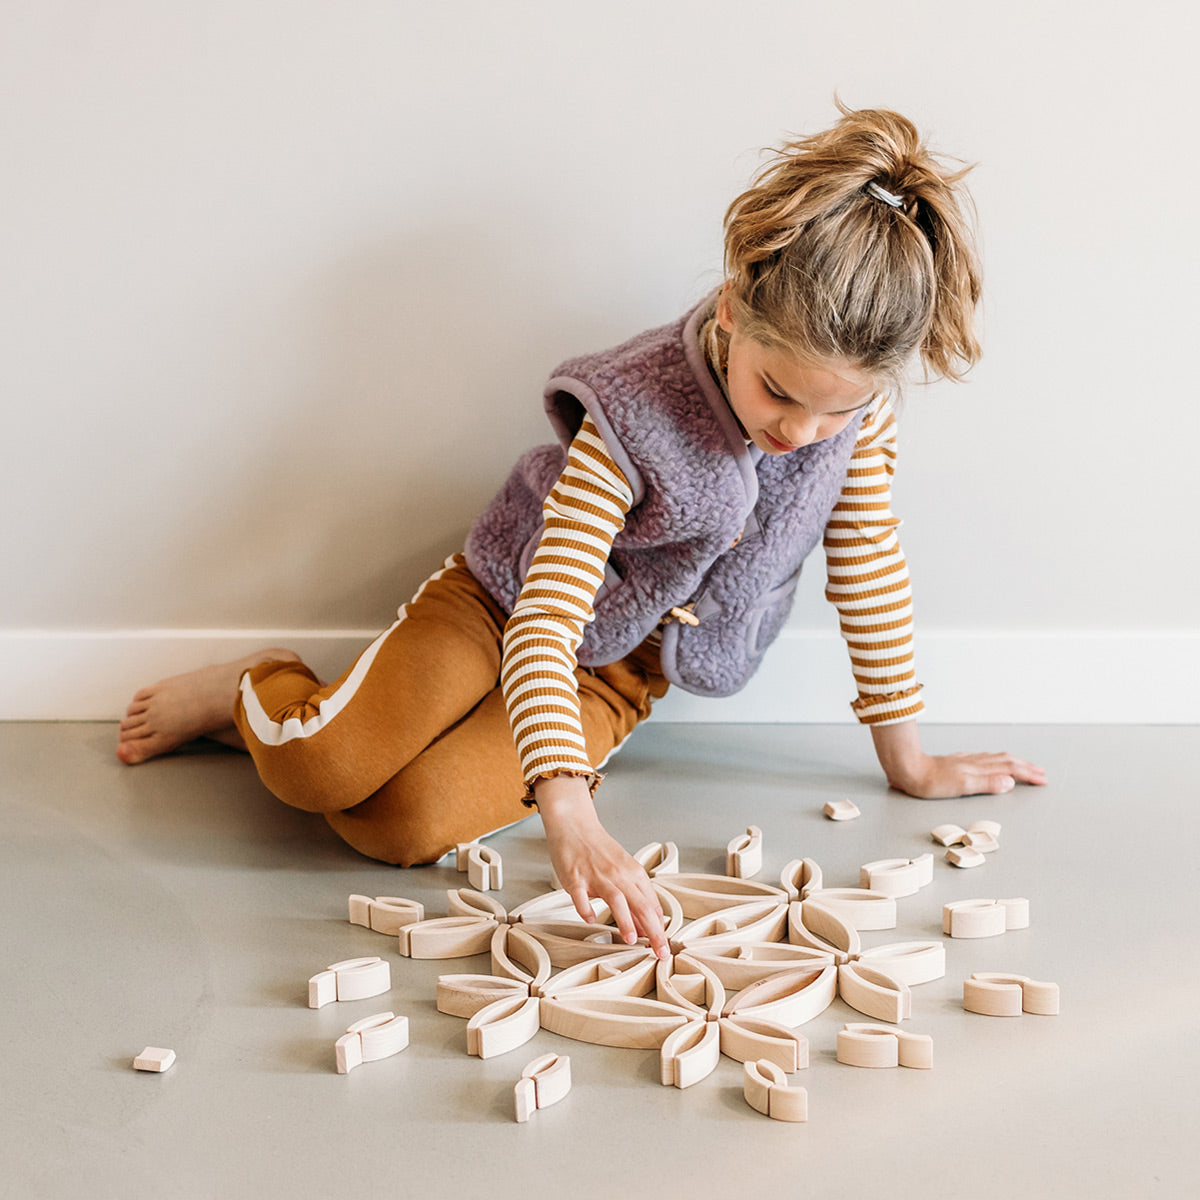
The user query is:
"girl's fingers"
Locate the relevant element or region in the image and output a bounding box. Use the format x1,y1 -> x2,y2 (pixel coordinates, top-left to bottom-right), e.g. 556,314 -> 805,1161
605,890 -> 639,945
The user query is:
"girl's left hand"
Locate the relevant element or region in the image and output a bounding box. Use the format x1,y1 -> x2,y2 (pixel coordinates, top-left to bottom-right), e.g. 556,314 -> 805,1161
870,721 -> 1046,799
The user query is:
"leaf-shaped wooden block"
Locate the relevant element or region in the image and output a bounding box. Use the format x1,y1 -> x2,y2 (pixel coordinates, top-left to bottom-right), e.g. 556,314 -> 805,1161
537,995 -> 694,1049
722,965 -> 838,1027
653,873 -> 787,919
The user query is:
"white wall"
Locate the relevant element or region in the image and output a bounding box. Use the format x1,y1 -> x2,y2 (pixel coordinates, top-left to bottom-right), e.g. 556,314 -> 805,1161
3,0 -> 1197,720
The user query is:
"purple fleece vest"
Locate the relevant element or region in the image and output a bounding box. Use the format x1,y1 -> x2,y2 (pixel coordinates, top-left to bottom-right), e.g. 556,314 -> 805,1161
465,297 -> 862,697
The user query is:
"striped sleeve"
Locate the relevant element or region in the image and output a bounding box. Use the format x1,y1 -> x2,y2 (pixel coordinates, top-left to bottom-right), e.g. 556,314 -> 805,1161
823,396 -> 924,725
501,416 -> 634,793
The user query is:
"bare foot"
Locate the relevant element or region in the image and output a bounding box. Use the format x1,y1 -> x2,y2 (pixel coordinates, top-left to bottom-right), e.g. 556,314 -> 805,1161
116,650 -> 301,765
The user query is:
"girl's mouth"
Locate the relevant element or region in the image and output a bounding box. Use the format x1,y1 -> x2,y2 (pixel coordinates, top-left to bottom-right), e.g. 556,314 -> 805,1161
764,432 -> 797,452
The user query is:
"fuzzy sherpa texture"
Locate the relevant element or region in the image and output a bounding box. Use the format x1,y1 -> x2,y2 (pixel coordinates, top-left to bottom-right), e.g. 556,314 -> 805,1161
464,296 -> 862,697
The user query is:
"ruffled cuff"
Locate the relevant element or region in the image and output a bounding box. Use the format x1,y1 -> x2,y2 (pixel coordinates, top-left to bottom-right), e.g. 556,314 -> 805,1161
850,684 -> 924,726
520,769 -> 606,809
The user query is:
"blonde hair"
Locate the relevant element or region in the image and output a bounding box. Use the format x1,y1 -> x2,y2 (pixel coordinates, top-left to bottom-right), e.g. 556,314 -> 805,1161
723,102 -> 982,385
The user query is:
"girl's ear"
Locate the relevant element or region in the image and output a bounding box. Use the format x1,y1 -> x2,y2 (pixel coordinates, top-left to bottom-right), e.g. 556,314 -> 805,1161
716,285 -> 737,333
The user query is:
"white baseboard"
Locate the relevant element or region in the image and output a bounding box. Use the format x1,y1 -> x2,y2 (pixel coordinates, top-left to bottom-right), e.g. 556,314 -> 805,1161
1,628 -> 1197,723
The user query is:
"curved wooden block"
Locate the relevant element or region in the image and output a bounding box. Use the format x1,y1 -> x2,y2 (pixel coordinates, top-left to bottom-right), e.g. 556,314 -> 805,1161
961,830 -> 1000,853
507,890 -> 610,925
467,844 -> 503,892
633,841 -> 680,877
655,956 -> 725,1019
446,888 -> 507,922
436,973 -> 529,1018
670,901 -> 789,951
652,882 -> 685,939
743,1059 -> 808,1122
335,1012 -> 409,1073
787,901 -> 859,962
859,858 -> 924,898
398,917 -> 499,959
722,965 -> 838,1027
726,825 -> 764,878
677,943 -> 834,992
308,970 -> 337,1009
348,894 -> 373,928
855,941 -> 946,987
780,858 -> 823,901
660,1019 -> 721,1088
942,899 -> 1008,939
718,1014 -> 808,1072
365,896 -> 425,935
490,924 -> 552,989
514,1076 -> 537,1123
968,820 -> 1002,839
999,897 -> 1030,929
838,1022 -> 931,1069
327,957 -> 390,1003
653,873 -> 787,919
517,921 -> 642,968
965,973 -> 1059,1016
798,888 -> 896,932
455,841 -> 478,871
837,962 -> 911,1023
537,995 -> 692,1049
535,949 -> 658,1000
930,824 -> 966,847
822,799 -> 861,821
466,994 -> 541,1058
521,1052 -> 572,1110
946,845 -> 986,869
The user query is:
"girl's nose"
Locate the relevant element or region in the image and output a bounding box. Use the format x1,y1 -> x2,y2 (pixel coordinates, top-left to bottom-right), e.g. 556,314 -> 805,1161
779,413 -> 818,448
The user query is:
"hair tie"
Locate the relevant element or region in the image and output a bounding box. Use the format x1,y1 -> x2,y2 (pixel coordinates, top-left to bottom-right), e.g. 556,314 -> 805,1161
866,181 -> 905,208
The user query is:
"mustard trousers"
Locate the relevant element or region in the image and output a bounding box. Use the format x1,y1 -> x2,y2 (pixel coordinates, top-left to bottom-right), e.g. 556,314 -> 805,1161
233,555 -> 669,866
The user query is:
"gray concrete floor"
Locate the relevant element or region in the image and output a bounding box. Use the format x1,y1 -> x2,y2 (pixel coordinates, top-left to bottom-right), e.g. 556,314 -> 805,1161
2,721 -> 1198,1199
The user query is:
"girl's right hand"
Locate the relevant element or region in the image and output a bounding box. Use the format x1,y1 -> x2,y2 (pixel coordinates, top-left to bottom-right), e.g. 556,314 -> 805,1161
533,774 -> 670,959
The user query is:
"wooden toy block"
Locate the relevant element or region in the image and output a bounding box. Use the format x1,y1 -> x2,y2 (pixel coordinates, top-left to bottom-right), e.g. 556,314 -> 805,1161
467,844 -> 503,892
780,857 -> 823,901
133,1047 -> 176,1073
348,894 -> 373,927
912,852 -> 934,886
330,957 -> 391,1002
787,901 -> 860,962
446,888 -> 508,922
837,962 -> 912,1024
308,970 -> 338,1009
507,889 -> 610,926
968,820 -> 1002,839
514,1076 -> 537,1123
517,920 -> 644,968
859,858 -> 924,898
364,896 -> 425,935
653,873 -> 787,919
466,993 -> 541,1058
961,830 -> 1000,853
535,949 -> 658,1000
946,845 -> 986,869
802,889 -> 897,932
653,882 -> 685,939
490,924 -> 553,989
823,799 -> 861,821
436,974 -> 529,1019
718,1015 -> 808,1073
633,841 -> 680,877
722,965 -> 838,1028
726,825 -> 763,878
655,956 -> 726,1019
836,1024 -> 932,1069
336,1012 -> 409,1073
660,1019 -> 721,1088
963,973 -> 1059,1017
743,1059 -> 808,1123
855,941 -> 946,987
930,824 -> 967,847
998,897 -> 1030,929
455,841 -> 478,871
397,917 -> 499,959
676,944 -> 833,992
942,898 -> 1030,939
537,995 -> 694,1049
670,901 -> 789,952
522,1053 -> 572,1111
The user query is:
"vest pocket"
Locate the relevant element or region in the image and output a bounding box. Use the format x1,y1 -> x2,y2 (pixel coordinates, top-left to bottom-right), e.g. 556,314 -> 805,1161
745,565 -> 805,658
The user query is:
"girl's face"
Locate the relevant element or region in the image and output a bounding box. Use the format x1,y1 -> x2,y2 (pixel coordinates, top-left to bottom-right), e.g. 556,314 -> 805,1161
717,294 -> 878,455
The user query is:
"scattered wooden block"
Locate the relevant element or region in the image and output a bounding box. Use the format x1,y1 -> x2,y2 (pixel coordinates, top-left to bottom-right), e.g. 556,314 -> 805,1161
466,993 -> 541,1058
963,973 -> 1059,1017
836,1024 -> 932,1069
859,857 -> 931,898
347,895 -> 424,935
837,962 -> 912,1024
930,824 -> 966,847
968,820 -> 1002,839
823,799 -> 861,822
961,830 -> 1000,853
660,1019 -> 721,1088
946,845 -> 987,869
132,1047 -> 176,1073
309,957 -> 391,1007
726,826 -> 763,878
397,917 -> 499,960
743,1059 -> 808,1122
467,844 -> 503,892
633,841 -> 680,877
942,898 -> 1029,939
516,1053 -> 571,1118
335,1012 -> 409,1073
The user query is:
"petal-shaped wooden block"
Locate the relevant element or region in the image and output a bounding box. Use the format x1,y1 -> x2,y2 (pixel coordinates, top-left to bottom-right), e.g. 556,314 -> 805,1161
660,1019 -> 721,1088
837,962 -> 911,1023
335,1012 -> 409,1073
787,901 -> 859,962
633,841 -> 680,877
524,1052 -> 572,1108
322,956 -> 390,1003
726,825 -> 763,878
397,917 -> 499,959
670,901 -> 789,951
723,965 -> 838,1027
466,994 -> 541,1058
357,896 -> 425,935
799,888 -> 896,931
859,857 -> 925,898
837,1023 -> 931,1069
537,995 -> 693,1049
718,1014 -> 808,1072
490,924 -> 552,989
467,844 -> 503,892
518,921 -> 644,968
743,1059 -> 808,1122
964,973 -> 1059,1016
653,873 -> 788,919
436,974 -> 529,1019
943,898 -> 1029,939
507,890 -> 610,925
655,956 -> 725,1019
677,943 -> 834,991
968,820 -> 1002,839
535,949 -> 658,1000
822,799 -> 861,821
946,845 -> 986,869
930,824 -> 967,847
779,857 -> 823,902
961,830 -> 1000,853
855,941 -> 946,987
446,888 -> 507,922
652,882 -> 685,939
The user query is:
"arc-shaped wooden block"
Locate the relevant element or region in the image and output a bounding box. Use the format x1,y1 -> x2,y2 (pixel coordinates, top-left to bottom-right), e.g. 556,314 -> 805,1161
467,844 -> 503,892
655,956 -> 726,1020
963,973 -> 1059,1017
946,845 -> 986,869
855,941 -> 946,987
446,887 -> 507,922
726,825 -> 763,878
822,799 -> 861,821
968,819 -> 1001,839
535,949 -> 659,1000
653,873 -> 787,919
309,956 -> 391,1008
722,964 -> 838,1027
780,857 -> 823,901
787,900 -> 859,963
718,1014 -> 808,1072
859,854 -> 934,897
653,882 -> 685,939
801,888 -> 897,932
660,1019 -> 721,1088
930,824 -> 967,847
743,1059 -> 808,1122
677,943 -> 834,992
514,1053 -> 572,1121
837,962 -> 912,1023
348,894 -> 425,934
537,995 -> 693,1049
942,898 -> 1029,939
960,830 -> 1000,853
397,917 -> 499,959
836,1023 -> 931,1069
507,889 -> 610,925
466,993 -> 541,1058
517,920 -> 643,968
436,973 -> 529,1019
670,901 -> 789,952
633,841 -> 680,877
335,1012 -> 409,1074
490,924 -> 553,990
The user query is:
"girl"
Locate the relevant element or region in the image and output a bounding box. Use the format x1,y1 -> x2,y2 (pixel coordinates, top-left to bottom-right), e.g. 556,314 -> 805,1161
117,104 -> 1045,959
